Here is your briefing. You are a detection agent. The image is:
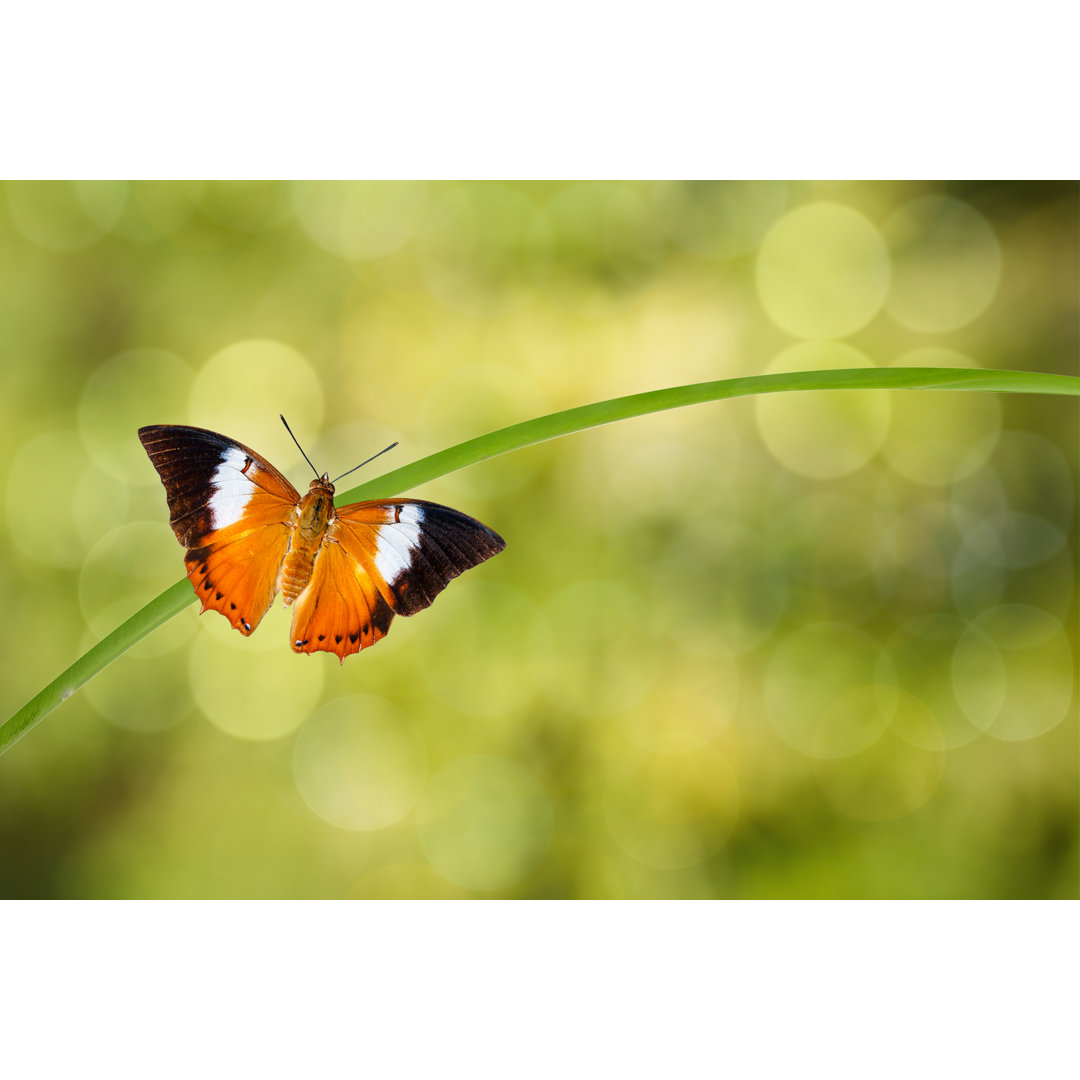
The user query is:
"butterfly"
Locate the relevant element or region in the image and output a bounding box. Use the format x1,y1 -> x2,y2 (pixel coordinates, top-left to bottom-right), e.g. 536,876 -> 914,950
139,422 -> 505,662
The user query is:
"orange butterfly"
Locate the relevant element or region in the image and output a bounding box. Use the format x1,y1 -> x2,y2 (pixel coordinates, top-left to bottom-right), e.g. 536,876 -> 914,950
139,422 -> 505,662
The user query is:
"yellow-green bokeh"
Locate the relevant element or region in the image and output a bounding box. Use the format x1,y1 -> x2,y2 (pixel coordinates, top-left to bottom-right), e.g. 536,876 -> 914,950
0,180 -> 1075,899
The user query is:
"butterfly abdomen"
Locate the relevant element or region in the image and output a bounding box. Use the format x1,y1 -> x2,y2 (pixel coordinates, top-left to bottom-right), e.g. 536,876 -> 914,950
281,478 -> 336,607
281,549 -> 317,605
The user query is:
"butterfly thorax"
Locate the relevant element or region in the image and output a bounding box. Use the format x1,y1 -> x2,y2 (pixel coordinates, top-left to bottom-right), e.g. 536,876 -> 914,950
281,477 -> 336,606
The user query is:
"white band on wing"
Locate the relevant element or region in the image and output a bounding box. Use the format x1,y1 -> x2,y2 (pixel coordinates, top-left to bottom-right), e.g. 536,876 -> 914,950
372,504 -> 424,584
208,448 -> 257,530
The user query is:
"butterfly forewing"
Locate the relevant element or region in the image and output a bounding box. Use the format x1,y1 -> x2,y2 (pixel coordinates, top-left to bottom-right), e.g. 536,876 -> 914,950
138,425 -> 301,634
138,426 -> 300,543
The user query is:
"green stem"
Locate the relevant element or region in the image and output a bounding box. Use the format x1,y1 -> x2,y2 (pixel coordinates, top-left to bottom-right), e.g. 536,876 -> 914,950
3,366 -> 1077,756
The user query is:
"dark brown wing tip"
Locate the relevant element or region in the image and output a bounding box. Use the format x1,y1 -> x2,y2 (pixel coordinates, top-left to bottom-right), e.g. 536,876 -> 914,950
462,519 -> 507,563
386,507 -> 507,618
138,424 -> 189,451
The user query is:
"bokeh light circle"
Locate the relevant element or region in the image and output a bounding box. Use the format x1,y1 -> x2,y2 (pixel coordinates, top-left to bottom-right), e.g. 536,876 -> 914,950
418,581 -> 539,720
948,543 -> 1009,619
886,614 -> 996,749
79,348 -> 194,483
6,180 -> 128,250
655,180 -> 789,260
884,195 -> 1002,333
814,690 -> 945,821
196,181 -> 293,233
811,685 -> 898,760
293,181 -> 428,260
948,451 -> 1007,525
79,522 -> 196,658
616,646 -> 739,753
189,340 -> 324,470
765,622 -> 894,757
756,342 -> 891,478
188,631 -> 325,741
878,498 -> 952,587
83,646 -> 194,733
652,517 -> 789,656
416,362 -> 547,499
417,183 -> 551,313
607,438 -> 735,517
952,604 -> 1073,741
536,581 -> 660,718
964,510 -> 1066,569
779,491 -> 893,588
350,864 -> 468,899
882,347 -> 1002,486
603,744 -> 740,869
544,182 -> 661,292
293,695 -> 427,831
953,430 -> 1075,532
417,755 -> 553,892
113,181 -> 201,242
756,202 -> 890,338
6,430 -> 127,568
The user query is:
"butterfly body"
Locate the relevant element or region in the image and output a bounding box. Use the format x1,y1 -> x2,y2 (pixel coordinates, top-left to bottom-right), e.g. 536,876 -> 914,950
139,424 -> 505,662
281,477 -> 336,605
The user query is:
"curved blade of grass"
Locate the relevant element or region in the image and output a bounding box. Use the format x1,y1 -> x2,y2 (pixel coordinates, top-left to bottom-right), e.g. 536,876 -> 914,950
3,365 -> 1077,756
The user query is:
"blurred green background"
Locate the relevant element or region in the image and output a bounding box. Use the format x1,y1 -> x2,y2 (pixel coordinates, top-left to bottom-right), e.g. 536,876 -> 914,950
0,180 -> 1075,899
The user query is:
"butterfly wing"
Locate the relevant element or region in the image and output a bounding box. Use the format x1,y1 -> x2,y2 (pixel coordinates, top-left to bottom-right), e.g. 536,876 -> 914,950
139,424 -> 301,635
290,499 -> 506,661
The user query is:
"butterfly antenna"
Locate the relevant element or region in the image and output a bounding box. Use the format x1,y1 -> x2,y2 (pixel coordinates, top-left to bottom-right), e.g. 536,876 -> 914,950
331,442 -> 399,485
280,414 -> 320,478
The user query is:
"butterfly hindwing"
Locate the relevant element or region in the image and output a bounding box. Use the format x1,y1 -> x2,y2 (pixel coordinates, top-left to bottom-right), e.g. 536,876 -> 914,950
139,424 -> 302,635
288,533 -> 397,660
290,499 -> 506,661
185,525 -> 294,636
